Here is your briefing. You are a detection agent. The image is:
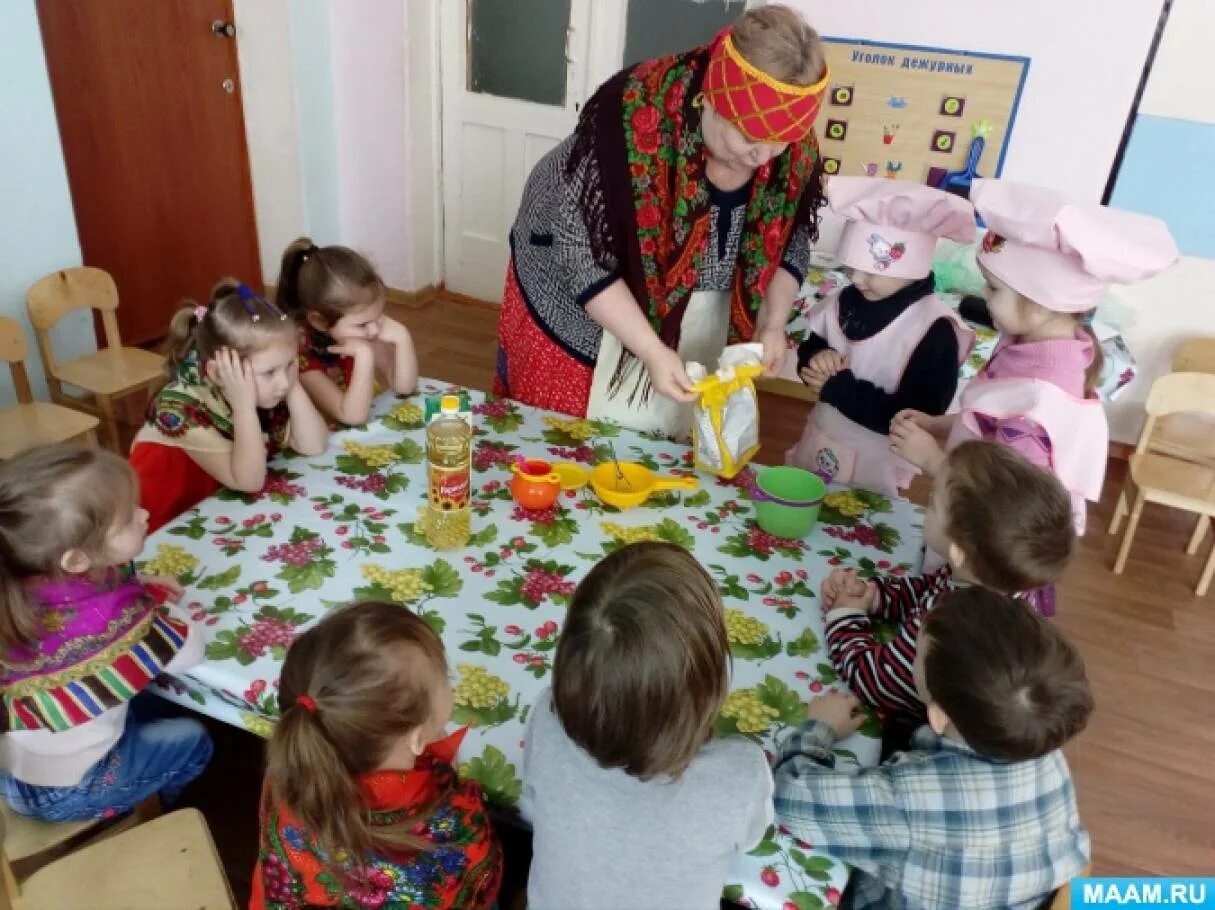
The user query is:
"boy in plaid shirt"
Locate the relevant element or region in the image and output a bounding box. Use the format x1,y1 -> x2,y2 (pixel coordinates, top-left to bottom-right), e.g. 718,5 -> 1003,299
821,440 -> 1075,722
774,589 -> 1093,910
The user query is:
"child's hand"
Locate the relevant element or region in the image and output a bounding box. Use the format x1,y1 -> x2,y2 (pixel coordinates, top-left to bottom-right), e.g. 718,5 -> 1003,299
328,337 -> 375,363
892,409 -> 930,430
890,420 -> 946,474
834,581 -> 878,614
806,691 -> 866,739
821,567 -> 866,608
808,349 -> 847,378
208,348 -> 258,414
376,317 -> 412,347
139,573 -> 184,603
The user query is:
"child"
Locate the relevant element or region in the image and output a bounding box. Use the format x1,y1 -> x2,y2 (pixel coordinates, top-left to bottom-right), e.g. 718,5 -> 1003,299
773,589 -> 1093,910
277,237 -> 418,426
891,178 -> 1178,532
523,542 -> 772,910
130,279 -> 329,533
821,440 -> 1074,722
0,445 -> 212,821
786,178 -> 977,494
251,600 -> 501,910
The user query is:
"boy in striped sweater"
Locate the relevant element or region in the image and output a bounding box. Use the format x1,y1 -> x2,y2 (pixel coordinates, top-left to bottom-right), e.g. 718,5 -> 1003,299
820,440 -> 1075,732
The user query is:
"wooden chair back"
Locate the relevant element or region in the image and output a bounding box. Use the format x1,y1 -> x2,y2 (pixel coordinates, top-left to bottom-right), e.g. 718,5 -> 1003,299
0,318 -> 34,405
26,268 -> 122,375
1135,372 -> 1215,456
1172,337 -> 1215,374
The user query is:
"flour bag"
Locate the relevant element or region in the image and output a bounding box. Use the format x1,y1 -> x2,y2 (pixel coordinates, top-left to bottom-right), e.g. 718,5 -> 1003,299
688,343 -> 764,479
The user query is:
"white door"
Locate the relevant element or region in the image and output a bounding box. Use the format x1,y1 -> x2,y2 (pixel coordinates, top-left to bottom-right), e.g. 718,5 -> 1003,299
440,0 -> 592,301
440,0 -> 753,301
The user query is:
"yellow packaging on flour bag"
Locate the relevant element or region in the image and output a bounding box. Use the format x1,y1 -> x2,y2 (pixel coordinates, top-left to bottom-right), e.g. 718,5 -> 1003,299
688,343 -> 764,479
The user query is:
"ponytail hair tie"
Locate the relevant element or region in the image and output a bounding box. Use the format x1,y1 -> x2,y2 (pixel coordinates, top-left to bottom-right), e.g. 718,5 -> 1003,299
295,694 -> 318,714
194,304 -> 208,322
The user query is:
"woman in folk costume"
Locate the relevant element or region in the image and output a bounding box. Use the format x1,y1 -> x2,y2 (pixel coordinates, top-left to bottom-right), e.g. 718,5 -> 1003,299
893,178 -> 1179,537
786,178 -> 976,495
495,4 -> 830,438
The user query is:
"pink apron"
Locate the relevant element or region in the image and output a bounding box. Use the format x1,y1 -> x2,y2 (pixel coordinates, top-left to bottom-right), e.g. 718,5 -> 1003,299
947,375 -> 1108,535
786,291 -> 974,495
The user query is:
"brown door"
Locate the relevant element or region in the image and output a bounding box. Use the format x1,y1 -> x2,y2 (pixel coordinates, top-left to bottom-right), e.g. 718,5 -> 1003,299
38,1 -> 262,346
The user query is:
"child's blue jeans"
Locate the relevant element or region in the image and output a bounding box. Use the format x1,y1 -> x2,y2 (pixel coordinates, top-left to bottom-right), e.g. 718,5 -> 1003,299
1,693 -> 213,822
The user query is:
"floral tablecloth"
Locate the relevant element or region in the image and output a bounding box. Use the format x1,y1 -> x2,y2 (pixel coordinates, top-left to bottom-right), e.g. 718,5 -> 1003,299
144,379 -> 927,910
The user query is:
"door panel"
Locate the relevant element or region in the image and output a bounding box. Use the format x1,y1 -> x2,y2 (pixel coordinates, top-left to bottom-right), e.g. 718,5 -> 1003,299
441,0 -> 591,302
38,1 -> 262,345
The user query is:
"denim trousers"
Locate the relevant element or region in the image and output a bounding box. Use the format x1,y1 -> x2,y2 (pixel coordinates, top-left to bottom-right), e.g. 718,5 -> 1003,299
1,692 -> 213,822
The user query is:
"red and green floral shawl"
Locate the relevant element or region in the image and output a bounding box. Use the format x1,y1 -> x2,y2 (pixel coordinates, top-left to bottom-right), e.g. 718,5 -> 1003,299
568,36 -> 825,358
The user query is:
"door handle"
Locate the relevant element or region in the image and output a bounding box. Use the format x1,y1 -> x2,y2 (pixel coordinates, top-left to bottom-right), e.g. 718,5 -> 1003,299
211,20 -> 236,39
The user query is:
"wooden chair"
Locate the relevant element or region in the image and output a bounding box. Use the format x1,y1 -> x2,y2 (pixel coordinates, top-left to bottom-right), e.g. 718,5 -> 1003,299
2,796 -> 159,882
26,268 -> 164,451
1,808 -> 234,910
0,317 -> 98,458
1109,372 -> 1215,595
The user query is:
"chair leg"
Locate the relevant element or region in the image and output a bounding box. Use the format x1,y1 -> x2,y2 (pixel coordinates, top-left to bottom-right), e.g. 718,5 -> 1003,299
97,394 -> 120,452
1199,536 -> 1215,597
1112,490 -> 1147,575
1108,483 -> 1131,536
1186,515 -> 1210,556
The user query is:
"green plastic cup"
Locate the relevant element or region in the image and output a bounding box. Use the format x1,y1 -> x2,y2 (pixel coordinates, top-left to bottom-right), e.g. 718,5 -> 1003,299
752,466 -> 827,539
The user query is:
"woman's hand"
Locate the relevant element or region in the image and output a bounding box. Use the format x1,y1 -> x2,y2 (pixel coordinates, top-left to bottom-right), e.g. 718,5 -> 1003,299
641,343 -> 697,403
756,325 -> 789,376
208,348 -> 258,415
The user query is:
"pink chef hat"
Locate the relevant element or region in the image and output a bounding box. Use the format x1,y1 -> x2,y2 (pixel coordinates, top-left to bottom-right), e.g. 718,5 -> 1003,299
971,179 -> 1179,313
831,177 -> 977,280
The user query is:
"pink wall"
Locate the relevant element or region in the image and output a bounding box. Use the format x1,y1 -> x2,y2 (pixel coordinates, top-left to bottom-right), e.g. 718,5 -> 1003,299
329,0 -> 412,289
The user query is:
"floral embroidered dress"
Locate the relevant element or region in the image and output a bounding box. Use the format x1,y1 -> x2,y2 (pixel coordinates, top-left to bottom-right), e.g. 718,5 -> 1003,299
130,356 -> 291,533
299,329 -> 355,390
251,728 -> 502,910
496,32 -> 821,428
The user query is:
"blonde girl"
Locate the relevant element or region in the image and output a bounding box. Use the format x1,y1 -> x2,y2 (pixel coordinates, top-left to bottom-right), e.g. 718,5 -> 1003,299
0,444 -> 211,821
130,279 -> 328,532
276,238 -> 418,426
251,601 -> 501,910
523,542 -> 772,909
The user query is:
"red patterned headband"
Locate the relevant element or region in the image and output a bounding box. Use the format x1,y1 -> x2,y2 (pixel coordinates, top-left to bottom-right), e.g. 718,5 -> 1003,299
702,31 -> 828,144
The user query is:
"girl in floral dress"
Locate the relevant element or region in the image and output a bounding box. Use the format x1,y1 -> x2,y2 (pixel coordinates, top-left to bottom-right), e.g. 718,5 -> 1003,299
0,444 -> 212,821
276,237 -> 418,426
130,279 -> 329,533
251,601 -> 502,910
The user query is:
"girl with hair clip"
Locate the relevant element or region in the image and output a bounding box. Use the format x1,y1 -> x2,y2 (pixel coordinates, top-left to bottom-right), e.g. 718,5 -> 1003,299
276,238 -> 418,426
251,601 -> 502,910
130,279 -> 328,532
0,444 -> 212,821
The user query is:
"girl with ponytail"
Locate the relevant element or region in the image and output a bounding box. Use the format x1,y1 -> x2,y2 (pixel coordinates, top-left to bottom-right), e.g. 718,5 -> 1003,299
276,238 -> 418,426
130,279 -> 328,532
251,601 -> 501,910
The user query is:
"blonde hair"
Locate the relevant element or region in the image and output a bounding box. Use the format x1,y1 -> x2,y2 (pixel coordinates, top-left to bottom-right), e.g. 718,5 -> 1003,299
552,542 -> 730,780
164,279 -> 295,378
0,444 -> 137,649
275,237 -> 385,327
731,4 -> 826,87
267,601 -> 448,872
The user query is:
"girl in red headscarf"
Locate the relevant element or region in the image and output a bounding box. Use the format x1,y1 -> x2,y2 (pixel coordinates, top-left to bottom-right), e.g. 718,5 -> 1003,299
496,5 -> 830,438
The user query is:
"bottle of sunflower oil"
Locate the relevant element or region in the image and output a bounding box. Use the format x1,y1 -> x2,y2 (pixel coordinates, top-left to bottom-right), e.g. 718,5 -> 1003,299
424,395 -> 472,550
